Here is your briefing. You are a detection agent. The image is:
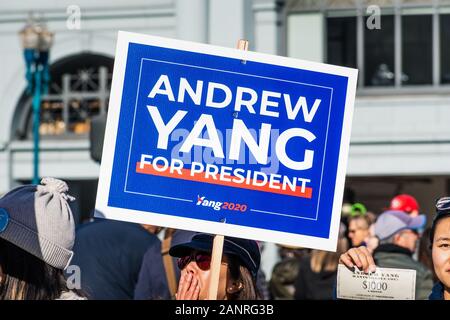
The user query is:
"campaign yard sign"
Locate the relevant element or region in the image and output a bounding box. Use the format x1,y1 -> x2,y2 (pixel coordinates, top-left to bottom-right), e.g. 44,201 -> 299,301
95,31 -> 358,251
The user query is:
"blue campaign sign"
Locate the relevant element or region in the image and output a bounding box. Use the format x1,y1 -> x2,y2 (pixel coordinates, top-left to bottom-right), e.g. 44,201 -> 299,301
96,31 -> 358,251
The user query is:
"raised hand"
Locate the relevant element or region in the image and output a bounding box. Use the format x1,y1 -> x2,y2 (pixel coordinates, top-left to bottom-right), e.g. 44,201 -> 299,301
339,246 -> 377,273
175,272 -> 200,300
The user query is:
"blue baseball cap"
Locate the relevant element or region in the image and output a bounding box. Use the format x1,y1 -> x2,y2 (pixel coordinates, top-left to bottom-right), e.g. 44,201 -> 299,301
375,210 -> 426,240
169,233 -> 261,278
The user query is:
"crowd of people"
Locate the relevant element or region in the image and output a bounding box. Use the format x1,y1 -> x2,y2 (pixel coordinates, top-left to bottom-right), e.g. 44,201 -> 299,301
0,177 -> 448,300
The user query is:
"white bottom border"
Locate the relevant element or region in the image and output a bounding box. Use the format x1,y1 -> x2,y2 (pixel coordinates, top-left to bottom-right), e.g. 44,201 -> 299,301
94,204 -> 338,252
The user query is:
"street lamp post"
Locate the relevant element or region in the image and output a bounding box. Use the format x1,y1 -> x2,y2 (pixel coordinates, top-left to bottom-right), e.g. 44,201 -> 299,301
19,17 -> 53,184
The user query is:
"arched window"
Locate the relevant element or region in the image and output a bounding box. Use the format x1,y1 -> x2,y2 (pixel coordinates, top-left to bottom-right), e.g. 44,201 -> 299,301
13,53 -> 113,140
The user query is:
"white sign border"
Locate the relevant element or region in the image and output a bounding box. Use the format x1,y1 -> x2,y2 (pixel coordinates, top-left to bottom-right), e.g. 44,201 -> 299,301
95,31 -> 358,252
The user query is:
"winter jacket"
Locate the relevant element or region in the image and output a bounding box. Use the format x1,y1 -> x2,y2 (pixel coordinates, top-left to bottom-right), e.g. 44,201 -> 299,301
69,219 -> 159,299
270,257 -> 301,299
429,282 -> 445,300
294,256 -> 337,300
134,230 -> 196,300
373,243 -> 434,300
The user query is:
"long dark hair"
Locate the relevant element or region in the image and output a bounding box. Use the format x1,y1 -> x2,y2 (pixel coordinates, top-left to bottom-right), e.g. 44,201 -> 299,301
227,256 -> 261,300
418,227 -> 438,282
0,238 -> 70,300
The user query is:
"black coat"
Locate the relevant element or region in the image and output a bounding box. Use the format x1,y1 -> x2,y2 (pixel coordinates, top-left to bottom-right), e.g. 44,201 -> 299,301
294,256 -> 336,300
69,219 -> 159,299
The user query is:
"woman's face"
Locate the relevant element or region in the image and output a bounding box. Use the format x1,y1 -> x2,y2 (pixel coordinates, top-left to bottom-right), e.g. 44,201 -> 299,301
432,216 -> 450,292
348,219 -> 370,247
178,251 -> 233,300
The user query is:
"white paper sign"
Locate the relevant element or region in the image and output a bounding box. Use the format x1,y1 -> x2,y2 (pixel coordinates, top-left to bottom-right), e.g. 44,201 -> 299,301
95,31 -> 358,251
337,264 -> 416,300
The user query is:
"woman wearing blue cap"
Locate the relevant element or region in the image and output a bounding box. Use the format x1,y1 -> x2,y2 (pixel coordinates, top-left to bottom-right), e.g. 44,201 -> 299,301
339,197 -> 450,300
169,233 -> 261,300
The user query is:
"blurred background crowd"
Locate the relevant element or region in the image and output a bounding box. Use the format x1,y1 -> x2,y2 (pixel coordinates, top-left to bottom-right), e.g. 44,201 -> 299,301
65,193 -> 436,300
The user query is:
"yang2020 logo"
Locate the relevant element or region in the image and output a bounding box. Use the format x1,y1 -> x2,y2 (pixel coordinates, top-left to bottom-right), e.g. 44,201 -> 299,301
196,195 -> 248,212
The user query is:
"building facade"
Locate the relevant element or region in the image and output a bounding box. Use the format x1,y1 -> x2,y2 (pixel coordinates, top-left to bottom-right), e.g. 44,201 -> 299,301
1,0 -> 450,273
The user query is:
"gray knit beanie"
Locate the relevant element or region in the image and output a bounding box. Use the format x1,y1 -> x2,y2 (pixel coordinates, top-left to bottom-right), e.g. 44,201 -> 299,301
0,177 -> 76,270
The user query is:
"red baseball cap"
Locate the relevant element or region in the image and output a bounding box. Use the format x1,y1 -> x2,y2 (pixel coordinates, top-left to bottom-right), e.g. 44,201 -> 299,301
389,194 -> 419,213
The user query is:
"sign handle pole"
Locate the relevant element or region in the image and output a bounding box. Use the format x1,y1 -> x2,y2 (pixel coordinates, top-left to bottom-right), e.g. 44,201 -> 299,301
207,39 -> 249,301
207,234 -> 225,300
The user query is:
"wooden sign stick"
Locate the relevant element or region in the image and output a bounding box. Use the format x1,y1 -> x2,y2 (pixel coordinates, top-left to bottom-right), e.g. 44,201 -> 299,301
207,39 -> 249,301
207,233 -> 224,300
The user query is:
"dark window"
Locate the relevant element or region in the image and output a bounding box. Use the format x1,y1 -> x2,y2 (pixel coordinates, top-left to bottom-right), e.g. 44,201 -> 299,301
364,15 -> 395,86
441,14 -> 450,84
402,15 -> 432,85
327,17 -> 357,68
13,54 -> 113,140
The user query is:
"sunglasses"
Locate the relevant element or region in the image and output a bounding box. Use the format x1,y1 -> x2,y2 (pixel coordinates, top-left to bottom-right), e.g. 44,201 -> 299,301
177,252 -> 212,271
436,197 -> 450,214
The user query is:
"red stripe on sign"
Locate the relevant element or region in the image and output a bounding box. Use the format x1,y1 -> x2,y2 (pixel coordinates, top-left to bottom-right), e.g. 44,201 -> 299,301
135,162 -> 312,199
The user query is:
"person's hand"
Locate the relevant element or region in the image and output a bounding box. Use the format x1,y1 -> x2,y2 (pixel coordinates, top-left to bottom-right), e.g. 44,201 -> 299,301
175,272 -> 200,300
339,246 -> 377,273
